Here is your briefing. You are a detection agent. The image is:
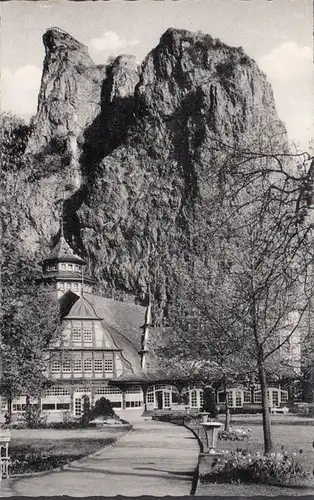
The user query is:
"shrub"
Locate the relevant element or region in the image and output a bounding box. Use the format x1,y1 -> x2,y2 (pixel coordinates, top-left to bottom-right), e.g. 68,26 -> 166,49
89,397 -> 115,420
23,406 -> 47,429
202,386 -> 219,419
81,395 -> 91,427
201,449 -> 310,486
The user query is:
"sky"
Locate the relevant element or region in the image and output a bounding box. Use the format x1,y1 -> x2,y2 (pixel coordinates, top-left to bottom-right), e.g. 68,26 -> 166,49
0,0 -> 313,150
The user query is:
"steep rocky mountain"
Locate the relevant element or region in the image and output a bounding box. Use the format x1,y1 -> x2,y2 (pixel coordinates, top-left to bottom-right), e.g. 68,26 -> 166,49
15,27 -> 288,319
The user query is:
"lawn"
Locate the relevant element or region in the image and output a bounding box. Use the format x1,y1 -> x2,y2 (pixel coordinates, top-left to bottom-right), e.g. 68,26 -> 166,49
9,426 -> 130,476
193,420 -> 314,470
191,419 -> 314,496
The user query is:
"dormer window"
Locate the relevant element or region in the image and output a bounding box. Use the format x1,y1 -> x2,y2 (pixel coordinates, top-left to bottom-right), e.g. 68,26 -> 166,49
74,264 -> 80,272
60,263 -> 66,271
67,264 -> 73,271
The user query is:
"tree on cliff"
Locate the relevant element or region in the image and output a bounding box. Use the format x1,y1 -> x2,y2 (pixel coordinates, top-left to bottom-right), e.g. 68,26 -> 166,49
153,134 -> 314,454
1,114 -> 62,414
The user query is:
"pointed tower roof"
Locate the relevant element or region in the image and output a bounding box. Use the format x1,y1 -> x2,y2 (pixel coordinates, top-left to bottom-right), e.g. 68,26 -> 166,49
44,223 -> 85,265
64,295 -> 102,320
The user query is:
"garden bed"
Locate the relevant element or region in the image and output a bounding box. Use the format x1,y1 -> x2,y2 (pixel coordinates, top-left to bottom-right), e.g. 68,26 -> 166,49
9,427 -> 130,475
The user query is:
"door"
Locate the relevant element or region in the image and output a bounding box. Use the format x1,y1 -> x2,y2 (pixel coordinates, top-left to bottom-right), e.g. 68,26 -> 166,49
156,391 -> 163,409
163,390 -> 171,409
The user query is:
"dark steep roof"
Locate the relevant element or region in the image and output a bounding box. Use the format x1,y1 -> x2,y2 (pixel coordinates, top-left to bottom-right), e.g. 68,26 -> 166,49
44,234 -> 85,264
84,293 -> 145,352
59,291 -> 147,374
64,295 -> 102,320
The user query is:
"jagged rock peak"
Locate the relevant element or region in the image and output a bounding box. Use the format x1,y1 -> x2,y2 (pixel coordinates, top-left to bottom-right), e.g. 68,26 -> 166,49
109,54 -> 139,102
159,27 -> 242,52
43,27 -> 89,54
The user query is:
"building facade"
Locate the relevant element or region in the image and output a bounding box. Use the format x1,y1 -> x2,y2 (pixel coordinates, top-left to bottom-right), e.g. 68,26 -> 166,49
1,228 -> 293,419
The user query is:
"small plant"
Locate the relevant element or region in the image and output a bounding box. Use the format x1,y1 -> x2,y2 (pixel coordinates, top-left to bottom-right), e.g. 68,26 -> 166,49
200,449 -> 310,486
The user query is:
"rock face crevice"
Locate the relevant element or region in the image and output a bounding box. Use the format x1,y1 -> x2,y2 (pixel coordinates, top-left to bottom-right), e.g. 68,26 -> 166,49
19,27 -> 287,317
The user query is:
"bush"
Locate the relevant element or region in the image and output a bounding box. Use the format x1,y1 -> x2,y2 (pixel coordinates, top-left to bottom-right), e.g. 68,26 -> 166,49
202,386 -> 219,419
152,413 -> 185,425
24,405 -> 48,429
201,449 -> 310,486
89,397 -> 115,420
81,395 -> 91,427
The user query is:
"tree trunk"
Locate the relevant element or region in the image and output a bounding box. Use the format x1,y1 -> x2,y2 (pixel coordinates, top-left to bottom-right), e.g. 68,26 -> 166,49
259,363 -> 273,454
26,394 -> 30,408
225,402 -> 230,431
7,397 -> 12,419
223,381 -> 230,431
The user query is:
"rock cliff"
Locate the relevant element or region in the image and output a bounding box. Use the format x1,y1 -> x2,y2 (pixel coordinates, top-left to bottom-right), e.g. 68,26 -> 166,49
18,27 -> 287,318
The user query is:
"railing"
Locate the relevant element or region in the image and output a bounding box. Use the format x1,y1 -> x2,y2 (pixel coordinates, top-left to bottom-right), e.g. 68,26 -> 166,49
46,27 -> 68,35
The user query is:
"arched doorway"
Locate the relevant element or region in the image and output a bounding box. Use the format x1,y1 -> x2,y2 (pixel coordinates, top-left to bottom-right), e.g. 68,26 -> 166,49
146,385 -> 179,410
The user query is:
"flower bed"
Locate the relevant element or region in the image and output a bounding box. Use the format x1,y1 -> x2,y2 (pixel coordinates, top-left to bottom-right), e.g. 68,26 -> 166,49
200,449 -> 311,486
218,429 -> 250,441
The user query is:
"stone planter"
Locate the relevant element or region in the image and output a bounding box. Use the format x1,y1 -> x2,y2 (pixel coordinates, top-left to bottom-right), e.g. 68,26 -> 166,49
0,429 -> 11,480
200,421 -> 223,454
198,412 -> 210,423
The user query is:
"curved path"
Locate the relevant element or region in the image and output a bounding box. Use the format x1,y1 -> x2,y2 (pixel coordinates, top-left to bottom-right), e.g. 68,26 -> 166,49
4,415 -> 199,497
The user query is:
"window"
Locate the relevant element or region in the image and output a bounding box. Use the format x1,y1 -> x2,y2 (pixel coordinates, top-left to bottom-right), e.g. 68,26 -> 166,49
73,282 -> 79,291
95,386 -> 121,395
60,263 -> 66,271
235,391 -> 243,407
147,392 -> 155,404
94,359 -> 103,372
73,359 -> 82,372
126,386 -> 142,394
12,404 -> 26,412
65,282 -> 71,289
126,400 -> 142,408
56,403 -> 70,410
42,403 -> 56,410
83,358 -> 92,372
44,387 -> 70,397
190,389 -> 198,408
74,264 -> 80,272
51,360 -> 61,373
243,390 -> 252,403
281,390 -> 288,403
83,327 -> 92,343
254,390 -> 262,403
58,282 -> 65,291
227,391 -> 233,407
199,390 -> 204,408
67,264 -> 73,271
270,389 -> 279,407
104,359 -> 113,372
72,327 -> 82,342
217,391 -> 226,403
62,359 -> 71,373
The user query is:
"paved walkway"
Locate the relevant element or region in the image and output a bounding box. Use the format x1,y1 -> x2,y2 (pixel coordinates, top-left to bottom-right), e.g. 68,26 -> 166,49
2,415 -> 199,497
